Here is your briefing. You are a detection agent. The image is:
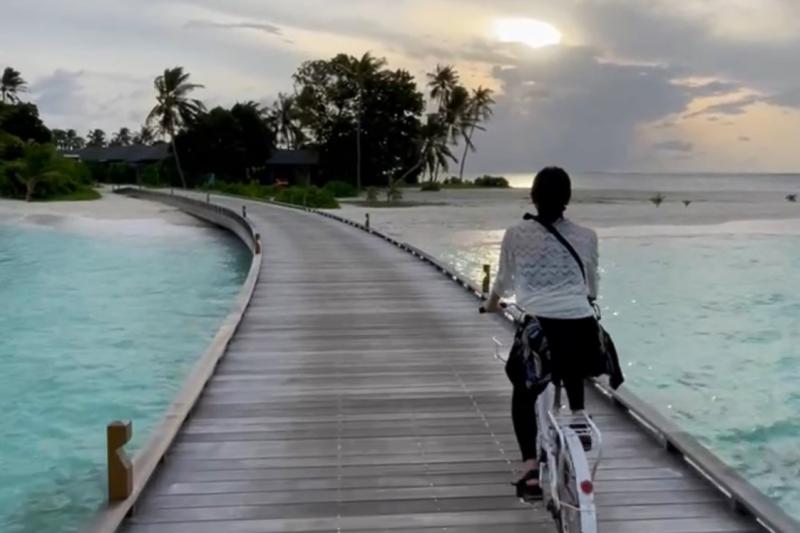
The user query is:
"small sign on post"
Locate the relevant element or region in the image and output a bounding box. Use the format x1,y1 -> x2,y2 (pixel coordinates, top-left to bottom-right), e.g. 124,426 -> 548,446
482,264 -> 491,295
107,421 -> 133,502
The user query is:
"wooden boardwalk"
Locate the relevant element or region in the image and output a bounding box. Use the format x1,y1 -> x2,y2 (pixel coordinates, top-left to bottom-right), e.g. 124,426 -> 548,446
121,198 -> 769,533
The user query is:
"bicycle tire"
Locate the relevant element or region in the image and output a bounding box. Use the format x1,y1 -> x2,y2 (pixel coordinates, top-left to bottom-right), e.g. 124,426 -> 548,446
557,431 -> 598,533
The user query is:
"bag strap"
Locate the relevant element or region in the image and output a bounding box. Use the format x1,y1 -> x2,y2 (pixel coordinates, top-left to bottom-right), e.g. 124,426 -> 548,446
524,213 -> 586,282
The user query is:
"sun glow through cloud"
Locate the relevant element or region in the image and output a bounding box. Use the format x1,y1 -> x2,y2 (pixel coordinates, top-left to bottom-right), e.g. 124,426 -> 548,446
493,18 -> 562,49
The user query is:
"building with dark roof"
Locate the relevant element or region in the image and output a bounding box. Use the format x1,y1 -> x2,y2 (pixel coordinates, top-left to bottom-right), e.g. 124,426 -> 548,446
264,149 -> 319,185
64,144 -> 170,164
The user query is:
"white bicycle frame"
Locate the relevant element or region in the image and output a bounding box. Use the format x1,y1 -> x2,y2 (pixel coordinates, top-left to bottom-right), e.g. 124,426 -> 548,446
492,307 -> 602,533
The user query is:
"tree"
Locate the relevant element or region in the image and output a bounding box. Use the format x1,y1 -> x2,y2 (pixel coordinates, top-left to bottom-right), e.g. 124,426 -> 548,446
268,93 -> 305,149
146,67 -> 205,188
52,129 -> 69,150
427,65 -> 459,113
343,52 -> 386,191
420,114 -> 457,182
133,125 -> 155,145
110,127 -> 132,147
1,67 -> 26,104
393,113 -> 457,187
52,129 -> 85,151
458,86 -> 494,181
426,65 -> 463,181
0,102 -> 50,143
86,129 -> 106,147
444,85 -> 470,145
176,103 -> 274,183
65,129 -> 85,150
293,53 -> 424,188
3,143 -> 60,201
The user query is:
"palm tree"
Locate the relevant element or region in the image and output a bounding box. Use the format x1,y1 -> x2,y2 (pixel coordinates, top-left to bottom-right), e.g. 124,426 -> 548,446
395,113 -> 456,187
66,129 -> 85,150
146,67 -> 205,188
1,67 -> 26,103
458,87 -> 495,181
444,86 -> 471,144
427,65 -> 462,180
110,127 -> 132,146
86,129 -> 107,147
52,129 -> 69,151
338,52 -> 386,190
427,65 -> 459,113
421,114 -> 457,182
133,125 -> 155,145
269,93 -> 305,149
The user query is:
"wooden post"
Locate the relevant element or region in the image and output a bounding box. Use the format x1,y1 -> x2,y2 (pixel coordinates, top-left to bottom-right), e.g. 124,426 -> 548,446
365,213 -> 370,230
242,205 -> 247,218
482,264 -> 491,295
255,233 -> 262,255
107,421 -> 133,502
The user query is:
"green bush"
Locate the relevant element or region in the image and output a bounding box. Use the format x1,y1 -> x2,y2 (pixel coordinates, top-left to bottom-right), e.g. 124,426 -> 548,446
420,181 -> 441,192
0,144 -> 96,201
139,164 -> 163,187
275,186 -> 339,209
474,175 -> 510,188
212,181 -> 276,199
323,180 -> 358,198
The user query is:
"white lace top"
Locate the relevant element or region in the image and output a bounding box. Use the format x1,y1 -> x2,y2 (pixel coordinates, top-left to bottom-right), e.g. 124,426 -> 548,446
493,217 -> 599,319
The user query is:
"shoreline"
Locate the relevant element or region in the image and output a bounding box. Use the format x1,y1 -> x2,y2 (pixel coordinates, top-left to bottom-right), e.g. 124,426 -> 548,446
0,188 -> 212,238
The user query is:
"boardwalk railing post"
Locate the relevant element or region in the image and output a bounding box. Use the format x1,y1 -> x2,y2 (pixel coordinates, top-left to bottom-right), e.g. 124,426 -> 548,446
365,213 -> 370,230
482,264 -> 491,295
107,421 -> 133,502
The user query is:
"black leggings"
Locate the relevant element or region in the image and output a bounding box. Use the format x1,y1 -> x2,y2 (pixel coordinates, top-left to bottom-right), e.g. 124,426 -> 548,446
508,316 -> 599,461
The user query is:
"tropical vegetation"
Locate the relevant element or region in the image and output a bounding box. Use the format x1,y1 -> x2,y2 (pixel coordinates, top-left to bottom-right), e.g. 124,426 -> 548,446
146,67 -> 205,189
1,54 -> 496,202
0,66 -> 98,202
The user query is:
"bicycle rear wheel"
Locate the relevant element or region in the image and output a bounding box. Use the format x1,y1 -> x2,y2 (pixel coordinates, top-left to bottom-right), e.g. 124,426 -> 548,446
556,432 -> 597,533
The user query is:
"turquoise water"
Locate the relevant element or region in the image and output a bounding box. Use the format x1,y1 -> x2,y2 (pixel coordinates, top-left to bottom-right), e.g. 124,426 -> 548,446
0,221 -> 249,532
600,235 -> 800,518
438,231 -> 800,519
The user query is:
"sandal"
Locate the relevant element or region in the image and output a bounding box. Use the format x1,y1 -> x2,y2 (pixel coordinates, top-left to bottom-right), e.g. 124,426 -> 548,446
512,468 -> 543,500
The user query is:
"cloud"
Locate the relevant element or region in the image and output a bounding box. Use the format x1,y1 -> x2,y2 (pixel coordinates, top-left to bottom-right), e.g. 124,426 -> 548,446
184,19 -> 283,36
682,80 -> 742,97
685,94 -> 761,117
766,88 -> 800,108
469,45 -> 695,172
30,70 -> 89,116
654,140 -> 694,152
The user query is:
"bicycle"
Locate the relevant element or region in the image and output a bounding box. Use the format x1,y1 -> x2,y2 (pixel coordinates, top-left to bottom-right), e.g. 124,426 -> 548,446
485,302 -> 603,533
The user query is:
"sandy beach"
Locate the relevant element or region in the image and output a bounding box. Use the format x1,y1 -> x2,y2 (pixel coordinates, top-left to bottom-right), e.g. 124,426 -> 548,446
333,187 -> 800,247
0,188 -> 208,238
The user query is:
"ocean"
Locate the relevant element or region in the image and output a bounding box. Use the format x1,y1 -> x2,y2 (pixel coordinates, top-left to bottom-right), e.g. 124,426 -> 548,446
337,172 -> 800,519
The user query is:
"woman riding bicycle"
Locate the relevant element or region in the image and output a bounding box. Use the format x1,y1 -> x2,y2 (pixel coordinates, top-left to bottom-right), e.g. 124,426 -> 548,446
483,166 -> 602,497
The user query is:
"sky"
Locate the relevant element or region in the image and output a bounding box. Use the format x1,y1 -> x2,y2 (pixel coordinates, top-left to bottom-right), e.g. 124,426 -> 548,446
2,0 -> 800,174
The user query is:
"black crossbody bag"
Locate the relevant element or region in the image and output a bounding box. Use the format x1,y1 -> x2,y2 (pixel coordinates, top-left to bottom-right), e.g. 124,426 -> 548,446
524,213 -> 625,389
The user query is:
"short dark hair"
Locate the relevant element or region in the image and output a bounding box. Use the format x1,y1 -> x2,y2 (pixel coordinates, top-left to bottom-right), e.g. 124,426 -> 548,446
531,167 -> 572,223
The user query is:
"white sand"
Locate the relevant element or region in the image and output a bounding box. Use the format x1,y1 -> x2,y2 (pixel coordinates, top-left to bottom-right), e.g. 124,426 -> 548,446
336,188 -> 800,238
0,187 -> 207,238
